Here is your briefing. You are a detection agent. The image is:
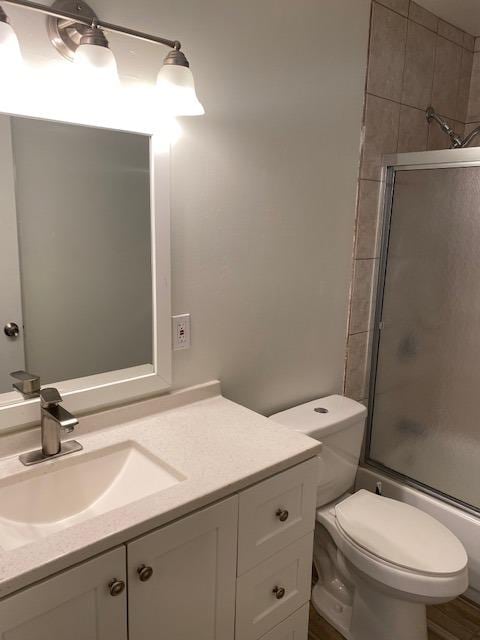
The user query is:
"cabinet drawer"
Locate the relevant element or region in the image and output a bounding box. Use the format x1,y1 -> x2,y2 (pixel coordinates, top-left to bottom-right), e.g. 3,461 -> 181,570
236,532 -> 313,640
259,604 -> 309,640
238,459 -> 317,574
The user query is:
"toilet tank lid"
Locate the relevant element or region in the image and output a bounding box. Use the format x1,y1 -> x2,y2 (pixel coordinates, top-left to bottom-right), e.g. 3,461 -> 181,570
269,395 -> 367,439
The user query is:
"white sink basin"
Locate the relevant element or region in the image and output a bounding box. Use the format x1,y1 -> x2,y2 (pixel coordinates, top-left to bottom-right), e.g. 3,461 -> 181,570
0,441 -> 185,550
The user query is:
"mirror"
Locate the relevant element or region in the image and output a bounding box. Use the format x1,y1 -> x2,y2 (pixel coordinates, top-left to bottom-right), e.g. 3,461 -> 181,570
0,115 -> 155,406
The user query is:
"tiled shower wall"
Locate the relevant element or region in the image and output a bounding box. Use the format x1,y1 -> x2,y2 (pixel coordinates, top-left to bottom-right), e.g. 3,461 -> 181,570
344,0 -> 479,403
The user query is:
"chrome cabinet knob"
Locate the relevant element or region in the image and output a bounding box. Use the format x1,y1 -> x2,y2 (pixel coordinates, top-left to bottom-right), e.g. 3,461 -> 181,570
276,508 -> 289,522
109,579 -> 126,596
272,585 -> 286,600
4,322 -> 20,338
137,564 -> 154,582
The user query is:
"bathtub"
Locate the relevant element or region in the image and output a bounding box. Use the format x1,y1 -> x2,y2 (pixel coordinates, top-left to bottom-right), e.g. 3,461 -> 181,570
356,466 -> 480,604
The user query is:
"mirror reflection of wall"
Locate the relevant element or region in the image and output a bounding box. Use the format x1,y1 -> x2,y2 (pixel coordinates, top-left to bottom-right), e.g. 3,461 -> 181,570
0,115 -> 153,394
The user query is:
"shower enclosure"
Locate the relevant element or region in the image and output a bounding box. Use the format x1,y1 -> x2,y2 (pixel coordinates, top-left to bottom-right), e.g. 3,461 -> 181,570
366,148 -> 480,516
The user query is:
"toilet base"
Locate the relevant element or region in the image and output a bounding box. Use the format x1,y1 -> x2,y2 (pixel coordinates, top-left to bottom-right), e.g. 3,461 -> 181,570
312,577 -> 429,640
312,583 -> 353,639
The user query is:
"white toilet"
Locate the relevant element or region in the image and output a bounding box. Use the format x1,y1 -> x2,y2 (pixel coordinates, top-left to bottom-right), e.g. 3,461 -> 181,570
270,395 -> 469,640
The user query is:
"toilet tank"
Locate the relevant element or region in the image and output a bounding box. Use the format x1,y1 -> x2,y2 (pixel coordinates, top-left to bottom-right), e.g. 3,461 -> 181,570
269,395 -> 367,507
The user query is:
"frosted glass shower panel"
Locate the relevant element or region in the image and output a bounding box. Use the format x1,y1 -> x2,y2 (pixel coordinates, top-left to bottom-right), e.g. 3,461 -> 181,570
369,167 -> 480,510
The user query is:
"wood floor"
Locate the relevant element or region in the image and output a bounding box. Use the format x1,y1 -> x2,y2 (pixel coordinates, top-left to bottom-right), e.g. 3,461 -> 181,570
308,597 -> 480,640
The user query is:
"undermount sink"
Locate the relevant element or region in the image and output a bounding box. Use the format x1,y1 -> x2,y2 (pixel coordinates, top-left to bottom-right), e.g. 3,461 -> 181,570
0,441 -> 185,550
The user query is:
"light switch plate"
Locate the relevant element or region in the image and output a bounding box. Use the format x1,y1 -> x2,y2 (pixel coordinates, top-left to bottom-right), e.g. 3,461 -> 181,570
172,314 -> 191,350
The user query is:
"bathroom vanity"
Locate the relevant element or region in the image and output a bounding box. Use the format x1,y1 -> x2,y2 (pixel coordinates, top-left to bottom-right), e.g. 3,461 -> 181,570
0,81 -> 318,640
0,383 -> 320,640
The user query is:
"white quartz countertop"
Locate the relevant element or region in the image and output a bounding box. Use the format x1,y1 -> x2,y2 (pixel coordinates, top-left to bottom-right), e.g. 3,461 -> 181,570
0,382 -> 320,599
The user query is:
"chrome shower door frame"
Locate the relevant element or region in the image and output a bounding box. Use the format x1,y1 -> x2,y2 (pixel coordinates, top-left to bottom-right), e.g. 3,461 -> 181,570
364,147 -> 480,518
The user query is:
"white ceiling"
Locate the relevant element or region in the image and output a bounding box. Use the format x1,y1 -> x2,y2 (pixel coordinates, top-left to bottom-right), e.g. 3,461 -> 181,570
416,0 -> 480,36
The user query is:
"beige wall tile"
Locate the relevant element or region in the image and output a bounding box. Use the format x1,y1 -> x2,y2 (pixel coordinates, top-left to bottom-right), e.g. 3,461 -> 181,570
361,94 -> 400,180
402,21 -> 436,110
437,20 -> 464,47
377,0 -> 409,17
457,49 -> 474,123
398,104 -> 429,152
349,259 -> 379,335
367,2 -> 408,102
355,180 -> 382,260
468,53 -> 480,122
408,2 -> 437,32
431,37 -> 462,120
464,33 -> 475,52
345,332 -> 373,401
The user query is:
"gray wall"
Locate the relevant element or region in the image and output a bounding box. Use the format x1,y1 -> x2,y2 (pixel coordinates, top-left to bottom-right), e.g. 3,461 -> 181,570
12,118 -> 152,383
9,0 -> 371,415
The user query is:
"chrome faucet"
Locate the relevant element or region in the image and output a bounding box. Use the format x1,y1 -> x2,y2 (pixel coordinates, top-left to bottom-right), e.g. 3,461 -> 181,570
39,388 -> 79,456
10,371 -> 83,466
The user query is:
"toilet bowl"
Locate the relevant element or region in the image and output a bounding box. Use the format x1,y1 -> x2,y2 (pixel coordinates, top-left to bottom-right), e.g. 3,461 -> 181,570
269,395 -> 469,640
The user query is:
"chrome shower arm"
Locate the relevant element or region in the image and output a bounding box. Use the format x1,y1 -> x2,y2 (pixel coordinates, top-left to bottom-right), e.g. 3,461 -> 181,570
426,107 -> 463,149
460,126 -> 480,149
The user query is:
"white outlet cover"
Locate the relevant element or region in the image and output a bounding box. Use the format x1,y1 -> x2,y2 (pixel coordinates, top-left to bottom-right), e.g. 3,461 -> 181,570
172,314 -> 191,350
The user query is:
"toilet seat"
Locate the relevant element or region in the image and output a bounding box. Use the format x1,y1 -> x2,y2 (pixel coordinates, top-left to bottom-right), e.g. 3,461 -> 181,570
335,490 -> 468,576
316,491 -> 469,599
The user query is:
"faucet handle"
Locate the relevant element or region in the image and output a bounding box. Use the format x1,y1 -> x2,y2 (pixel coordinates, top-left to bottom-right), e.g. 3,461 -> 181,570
39,387 -> 63,408
10,370 -> 41,397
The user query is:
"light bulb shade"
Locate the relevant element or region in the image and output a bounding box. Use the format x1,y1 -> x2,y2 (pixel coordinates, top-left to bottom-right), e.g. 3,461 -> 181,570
157,64 -> 204,116
73,43 -> 119,88
0,20 -> 22,72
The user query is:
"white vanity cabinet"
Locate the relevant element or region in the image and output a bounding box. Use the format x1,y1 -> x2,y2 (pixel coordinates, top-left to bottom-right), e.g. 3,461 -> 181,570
127,497 -> 238,639
0,459 -> 317,640
0,547 -> 127,640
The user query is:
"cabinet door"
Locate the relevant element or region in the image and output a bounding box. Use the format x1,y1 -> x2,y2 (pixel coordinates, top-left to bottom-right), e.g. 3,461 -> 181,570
128,497 -> 238,640
0,547 -> 127,640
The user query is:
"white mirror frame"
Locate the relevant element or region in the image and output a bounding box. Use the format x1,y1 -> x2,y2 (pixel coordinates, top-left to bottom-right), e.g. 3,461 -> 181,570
0,108 -> 172,432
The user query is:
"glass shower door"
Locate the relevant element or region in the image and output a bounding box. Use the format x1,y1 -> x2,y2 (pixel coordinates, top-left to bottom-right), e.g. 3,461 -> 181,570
368,163 -> 480,512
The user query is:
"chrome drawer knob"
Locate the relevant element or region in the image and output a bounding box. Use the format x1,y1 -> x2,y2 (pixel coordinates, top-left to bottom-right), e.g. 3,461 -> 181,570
276,508 -> 289,522
109,579 -> 125,596
137,564 -> 154,582
272,585 -> 286,600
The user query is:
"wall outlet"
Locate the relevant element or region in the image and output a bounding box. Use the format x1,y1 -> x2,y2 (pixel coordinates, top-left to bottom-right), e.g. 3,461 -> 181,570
172,314 -> 191,350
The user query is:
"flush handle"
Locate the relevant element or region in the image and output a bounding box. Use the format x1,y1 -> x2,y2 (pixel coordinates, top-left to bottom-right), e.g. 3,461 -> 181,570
276,508 -> 289,522
272,585 -> 286,600
137,564 -> 154,582
108,579 -> 125,596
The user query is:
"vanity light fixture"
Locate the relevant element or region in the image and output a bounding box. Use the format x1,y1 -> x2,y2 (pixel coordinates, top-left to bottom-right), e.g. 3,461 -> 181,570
0,0 -> 205,116
73,24 -> 119,87
157,47 -> 205,116
0,5 -> 22,75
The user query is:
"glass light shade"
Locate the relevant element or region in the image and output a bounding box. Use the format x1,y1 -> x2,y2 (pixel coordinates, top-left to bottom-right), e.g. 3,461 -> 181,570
156,65 -> 204,116
0,21 -> 22,74
73,44 -> 119,88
